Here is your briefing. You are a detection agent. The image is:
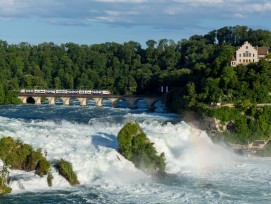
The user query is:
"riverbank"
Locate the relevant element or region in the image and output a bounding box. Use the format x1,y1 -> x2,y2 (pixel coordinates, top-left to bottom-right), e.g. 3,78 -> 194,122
180,107 -> 271,156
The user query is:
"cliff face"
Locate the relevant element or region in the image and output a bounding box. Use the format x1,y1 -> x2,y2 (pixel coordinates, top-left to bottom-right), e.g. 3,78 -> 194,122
181,110 -> 234,141
200,115 -> 234,136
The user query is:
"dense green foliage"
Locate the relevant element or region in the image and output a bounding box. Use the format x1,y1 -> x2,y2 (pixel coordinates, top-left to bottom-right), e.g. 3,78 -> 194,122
0,25 -> 270,105
0,136 -> 51,177
201,106 -> 271,144
0,25 -> 271,145
56,159 -> 79,185
118,121 -> 166,175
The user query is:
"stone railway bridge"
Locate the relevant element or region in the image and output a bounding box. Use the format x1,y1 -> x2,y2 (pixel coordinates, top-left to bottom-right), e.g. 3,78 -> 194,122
18,93 -> 165,109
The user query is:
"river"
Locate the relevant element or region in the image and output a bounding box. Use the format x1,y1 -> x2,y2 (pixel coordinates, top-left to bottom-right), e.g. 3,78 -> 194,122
0,103 -> 271,203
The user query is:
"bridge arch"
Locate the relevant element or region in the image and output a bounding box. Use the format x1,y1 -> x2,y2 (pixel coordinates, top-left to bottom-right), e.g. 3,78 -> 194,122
147,98 -> 165,110
70,98 -> 80,106
55,98 -> 64,105
102,98 -> 113,107
26,97 -> 35,104
86,98 -> 95,106
134,98 -> 148,109
115,99 -> 129,108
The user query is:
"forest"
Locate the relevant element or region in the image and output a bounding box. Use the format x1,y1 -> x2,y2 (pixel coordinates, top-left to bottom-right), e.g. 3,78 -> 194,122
1,25 -> 271,144
0,25 -> 270,105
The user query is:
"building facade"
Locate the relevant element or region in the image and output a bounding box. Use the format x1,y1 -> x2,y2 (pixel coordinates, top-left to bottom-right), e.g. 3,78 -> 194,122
231,41 -> 269,67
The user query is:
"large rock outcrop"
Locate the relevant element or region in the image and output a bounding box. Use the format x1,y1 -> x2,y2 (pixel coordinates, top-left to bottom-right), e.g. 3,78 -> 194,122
117,121 -> 166,175
0,137 -> 51,177
0,136 -> 80,192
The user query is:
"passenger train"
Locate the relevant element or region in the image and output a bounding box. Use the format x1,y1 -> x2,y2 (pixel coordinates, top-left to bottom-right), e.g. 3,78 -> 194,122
19,89 -> 111,95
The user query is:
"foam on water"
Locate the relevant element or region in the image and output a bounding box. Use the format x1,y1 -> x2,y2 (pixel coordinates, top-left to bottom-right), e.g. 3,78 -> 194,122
0,115 -> 150,193
1,112 -> 234,190
1,106 -> 271,203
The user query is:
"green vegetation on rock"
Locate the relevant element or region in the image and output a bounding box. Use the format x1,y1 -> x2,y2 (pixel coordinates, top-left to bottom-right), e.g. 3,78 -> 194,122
0,136 -> 81,189
196,105 -> 271,145
47,171 -> 54,187
118,121 -> 166,175
0,165 -> 12,195
56,159 -> 79,185
0,136 -> 51,177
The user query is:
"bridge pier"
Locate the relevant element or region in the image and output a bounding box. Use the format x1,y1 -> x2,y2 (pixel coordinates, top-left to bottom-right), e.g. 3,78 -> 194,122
144,98 -> 160,110
125,97 -> 138,109
108,98 -> 119,107
92,98 -> 103,106
46,97 -> 56,105
61,97 -> 70,105
33,97 -> 41,104
77,98 -> 87,106
18,96 -> 27,104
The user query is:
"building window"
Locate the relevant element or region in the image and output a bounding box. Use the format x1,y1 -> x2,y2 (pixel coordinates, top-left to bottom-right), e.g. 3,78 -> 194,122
246,46 -> 248,49
239,54 -> 241,57
243,53 -> 245,57
239,59 -> 241,62
249,53 -> 251,57
245,51 -> 249,57
253,54 -> 254,57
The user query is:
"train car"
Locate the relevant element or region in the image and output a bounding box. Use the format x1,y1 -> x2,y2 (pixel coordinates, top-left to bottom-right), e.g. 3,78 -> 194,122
93,90 -> 102,95
19,89 -> 111,95
56,90 -> 68,94
101,90 -> 111,95
85,90 -> 93,95
78,90 -> 86,94
47,89 -> 56,94
24,89 -> 34,93
34,89 -> 46,94
67,90 -> 79,94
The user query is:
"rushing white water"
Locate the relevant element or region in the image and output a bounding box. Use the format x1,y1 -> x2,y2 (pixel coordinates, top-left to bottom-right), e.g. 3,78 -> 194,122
1,105 -> 271,203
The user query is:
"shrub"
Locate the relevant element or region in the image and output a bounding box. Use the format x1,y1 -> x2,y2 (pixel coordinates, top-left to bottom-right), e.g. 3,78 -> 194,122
0,165 -> 12,194
56,159 -> 79,185
36,158 -> 51,177
0,136 -> 51,177
47,171 -> 53,187
118,121 -> 166,175
0,182 -> 12,195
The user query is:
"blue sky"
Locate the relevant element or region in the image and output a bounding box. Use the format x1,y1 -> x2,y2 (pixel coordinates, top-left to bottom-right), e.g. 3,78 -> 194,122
0,0 -> 271,47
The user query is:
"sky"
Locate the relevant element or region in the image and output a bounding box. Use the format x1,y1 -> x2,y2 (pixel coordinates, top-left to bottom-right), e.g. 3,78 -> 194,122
0,0 -> 271,47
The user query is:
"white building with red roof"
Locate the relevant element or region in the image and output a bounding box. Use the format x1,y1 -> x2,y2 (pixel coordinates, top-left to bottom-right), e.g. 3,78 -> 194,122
231,41 -> 270,67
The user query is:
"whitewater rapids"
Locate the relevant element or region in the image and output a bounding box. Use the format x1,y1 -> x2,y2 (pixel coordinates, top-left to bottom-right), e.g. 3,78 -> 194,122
0,105 -> 271,203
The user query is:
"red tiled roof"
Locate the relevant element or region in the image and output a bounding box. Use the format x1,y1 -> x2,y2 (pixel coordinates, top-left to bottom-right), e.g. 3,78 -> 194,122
258,47 -> 269,55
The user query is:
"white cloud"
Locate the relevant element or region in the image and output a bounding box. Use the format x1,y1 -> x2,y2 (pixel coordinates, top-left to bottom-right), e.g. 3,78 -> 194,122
0,0 -> 270,33
243,2 -> 271,12
0,0 -> 14,6
174,0 -> 224,3
94,0 -> 148,3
